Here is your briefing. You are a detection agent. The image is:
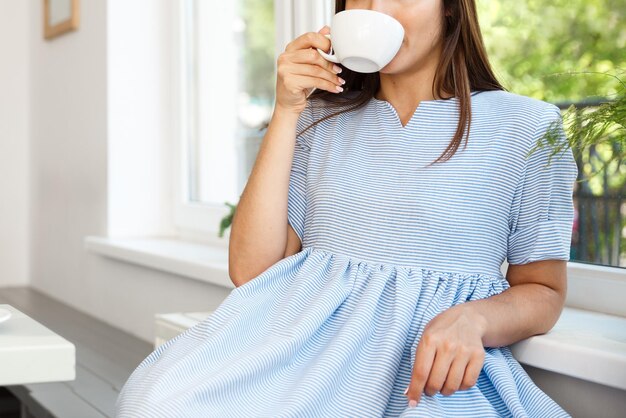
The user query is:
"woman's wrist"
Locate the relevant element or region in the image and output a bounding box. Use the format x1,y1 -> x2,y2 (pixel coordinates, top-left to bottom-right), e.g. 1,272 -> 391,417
269,104 -> 301,125
458,303 -> 489,345
264,105 -> 302,141
272,103 -> 304,119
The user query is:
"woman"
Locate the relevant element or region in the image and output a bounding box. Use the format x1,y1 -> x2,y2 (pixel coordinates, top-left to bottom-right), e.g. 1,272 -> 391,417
115,0 -> 577,416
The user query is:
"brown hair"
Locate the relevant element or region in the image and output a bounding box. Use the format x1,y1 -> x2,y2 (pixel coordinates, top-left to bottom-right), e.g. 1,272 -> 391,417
300,0 -> 505,166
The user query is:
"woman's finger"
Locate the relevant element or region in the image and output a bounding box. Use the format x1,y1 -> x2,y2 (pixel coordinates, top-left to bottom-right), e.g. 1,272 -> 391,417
281,61 -> 344,88
423,348 -> 455,397
440,354 -> 470,396
286,48 -> 342,76
460,350 -> 484,390
284,31 -> 332,54
406,337 -> 437,405
286,74 -> 344,95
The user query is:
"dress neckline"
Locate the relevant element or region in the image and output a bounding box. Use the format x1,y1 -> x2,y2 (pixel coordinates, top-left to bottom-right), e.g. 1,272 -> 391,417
370,95 -> 462,130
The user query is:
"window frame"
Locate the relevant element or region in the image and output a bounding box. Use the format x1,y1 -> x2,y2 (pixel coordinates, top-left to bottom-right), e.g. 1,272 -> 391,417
171,0 -> 332,244
171,0 -> 237,244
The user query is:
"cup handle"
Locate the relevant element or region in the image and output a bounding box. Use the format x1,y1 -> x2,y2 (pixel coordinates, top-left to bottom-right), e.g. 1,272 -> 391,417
316,34 -> 339,63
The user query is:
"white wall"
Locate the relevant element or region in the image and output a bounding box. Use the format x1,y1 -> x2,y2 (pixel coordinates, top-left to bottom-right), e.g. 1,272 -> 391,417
0,1 -> 30,287
107,0 -> 175,238
28,0 -> 108,303
25,0 -> 231,345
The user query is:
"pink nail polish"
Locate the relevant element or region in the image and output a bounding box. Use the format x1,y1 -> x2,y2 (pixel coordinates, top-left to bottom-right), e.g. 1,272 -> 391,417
409,399 -> 417,408
403,386 -> 409,395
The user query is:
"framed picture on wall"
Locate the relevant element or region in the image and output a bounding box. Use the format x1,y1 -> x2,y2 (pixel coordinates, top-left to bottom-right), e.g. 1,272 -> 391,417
43,0 -> 80,40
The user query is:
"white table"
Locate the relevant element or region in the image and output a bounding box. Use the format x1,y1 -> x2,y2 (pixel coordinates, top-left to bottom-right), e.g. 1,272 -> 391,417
0,304 -> 75,386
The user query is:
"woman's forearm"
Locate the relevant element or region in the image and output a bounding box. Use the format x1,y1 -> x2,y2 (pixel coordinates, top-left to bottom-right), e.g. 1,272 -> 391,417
228,106 -> 301,287
461,282 -> 565,348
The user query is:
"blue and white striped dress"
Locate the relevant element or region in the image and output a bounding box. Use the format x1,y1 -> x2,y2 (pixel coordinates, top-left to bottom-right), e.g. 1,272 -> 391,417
115,90 -> 577,417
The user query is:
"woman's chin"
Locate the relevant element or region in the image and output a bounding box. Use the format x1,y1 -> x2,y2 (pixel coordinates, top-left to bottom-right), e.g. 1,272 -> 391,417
378,58 -> 403,75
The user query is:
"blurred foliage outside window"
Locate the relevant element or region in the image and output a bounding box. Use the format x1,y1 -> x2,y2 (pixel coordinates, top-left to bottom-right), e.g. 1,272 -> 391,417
239,0 -> 275,128
476,0 -> 625,102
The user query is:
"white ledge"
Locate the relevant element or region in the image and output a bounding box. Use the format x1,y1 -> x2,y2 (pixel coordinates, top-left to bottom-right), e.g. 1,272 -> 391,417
510,307 -> 626,391
84,236 -> 234,289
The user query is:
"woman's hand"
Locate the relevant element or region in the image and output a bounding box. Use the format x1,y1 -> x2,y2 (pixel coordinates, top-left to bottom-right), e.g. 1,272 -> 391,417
404,304 -> 488,407
275,26 -> 346,115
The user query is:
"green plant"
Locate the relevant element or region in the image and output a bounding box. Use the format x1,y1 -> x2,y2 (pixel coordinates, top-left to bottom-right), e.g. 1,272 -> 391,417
218,202 -> 238,238
477,0 -> 626,103
532,73 -> 625,183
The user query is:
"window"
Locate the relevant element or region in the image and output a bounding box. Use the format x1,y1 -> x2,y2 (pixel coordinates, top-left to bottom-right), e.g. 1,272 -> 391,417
173,0 -> 332,241
477,0 -> 626,270
173,0 -> 276,239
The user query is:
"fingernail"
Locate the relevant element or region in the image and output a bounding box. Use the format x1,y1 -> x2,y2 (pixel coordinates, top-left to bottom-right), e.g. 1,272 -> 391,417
403,386 -> 409,395
338,77 -> 346,85
409,399 -> 417,408
336,85 -> 343,92
333,65 -> 342,73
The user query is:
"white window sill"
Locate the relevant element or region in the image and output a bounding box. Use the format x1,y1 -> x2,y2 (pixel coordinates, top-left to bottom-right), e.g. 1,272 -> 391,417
84,236 -> 234,289
509,307 -> 626,391
84,235 -> 626,391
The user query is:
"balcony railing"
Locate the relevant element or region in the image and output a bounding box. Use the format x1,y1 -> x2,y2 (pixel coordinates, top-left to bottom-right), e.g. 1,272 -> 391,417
555,99 -> 625,268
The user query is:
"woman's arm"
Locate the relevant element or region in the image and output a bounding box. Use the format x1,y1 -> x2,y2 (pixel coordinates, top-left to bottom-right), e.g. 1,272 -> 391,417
229,26 -> 342,287
468,259 -> 567,347
228,109 -> 301,287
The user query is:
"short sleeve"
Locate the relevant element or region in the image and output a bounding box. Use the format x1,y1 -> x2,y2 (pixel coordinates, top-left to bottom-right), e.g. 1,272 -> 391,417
507,105 -> 579,265
287,101 -> 316,243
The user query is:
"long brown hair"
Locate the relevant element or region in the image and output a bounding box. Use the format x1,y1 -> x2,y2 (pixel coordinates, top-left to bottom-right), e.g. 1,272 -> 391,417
300,0 -> 505,166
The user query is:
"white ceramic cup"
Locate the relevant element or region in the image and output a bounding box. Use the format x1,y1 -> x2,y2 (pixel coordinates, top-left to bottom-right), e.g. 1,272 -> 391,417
317,9 -> 405,73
